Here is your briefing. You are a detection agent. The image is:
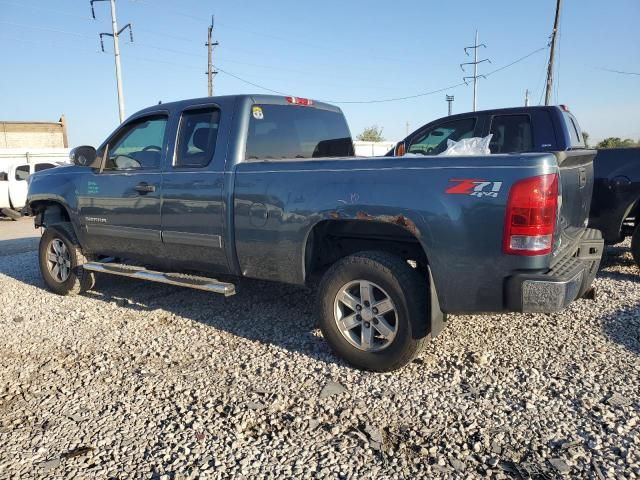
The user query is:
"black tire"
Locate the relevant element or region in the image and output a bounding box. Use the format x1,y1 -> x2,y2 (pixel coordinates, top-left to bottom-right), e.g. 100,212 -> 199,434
631,224 -> 640,268
38,223 -> 95,295
1,208 -> 22,220
317,251 -> 430,372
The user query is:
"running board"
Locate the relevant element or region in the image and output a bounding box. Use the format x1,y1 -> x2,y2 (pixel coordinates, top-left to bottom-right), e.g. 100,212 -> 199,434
82,262 -> 236,296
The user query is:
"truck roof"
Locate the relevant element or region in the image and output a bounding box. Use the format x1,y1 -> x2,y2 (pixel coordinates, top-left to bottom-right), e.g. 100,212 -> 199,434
133,94 -> 342,118
444,105 -> 563,122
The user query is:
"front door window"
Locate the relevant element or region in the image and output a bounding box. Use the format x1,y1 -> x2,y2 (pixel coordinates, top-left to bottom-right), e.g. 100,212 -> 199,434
408,118 -> 477,155
102,116 -> 167,171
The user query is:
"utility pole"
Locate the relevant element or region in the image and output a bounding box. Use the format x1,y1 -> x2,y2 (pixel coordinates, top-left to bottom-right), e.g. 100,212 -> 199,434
544,0 -> 562,105
461,30 -> 491,112
205,16 -> 219,96
405,121 -> 409,136
524,89 -> 530,106
91,0 -> 133,123
446,95 -> 455,116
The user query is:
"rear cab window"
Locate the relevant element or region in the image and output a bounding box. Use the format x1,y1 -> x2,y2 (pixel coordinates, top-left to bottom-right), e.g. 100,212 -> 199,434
563,112 -> 585,149
245,104 -> 354,160
489,115 -> 533,153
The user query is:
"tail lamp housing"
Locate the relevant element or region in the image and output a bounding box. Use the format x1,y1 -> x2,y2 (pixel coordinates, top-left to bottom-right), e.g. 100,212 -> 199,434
503,173 -> 559,256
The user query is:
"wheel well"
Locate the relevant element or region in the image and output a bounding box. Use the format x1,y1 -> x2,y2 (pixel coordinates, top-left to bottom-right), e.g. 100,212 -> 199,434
30,201 -> 71,227
304,220 -> 429,282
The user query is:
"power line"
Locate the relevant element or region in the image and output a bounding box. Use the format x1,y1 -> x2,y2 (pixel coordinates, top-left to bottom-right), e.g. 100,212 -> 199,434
325,82 -> 468,105
214,67 -> 289,95
0,25 -> 549,107
0,20 -> 96,39
484,46 -> 548,77
325,45 -> 547,104
595,67 -> 640,77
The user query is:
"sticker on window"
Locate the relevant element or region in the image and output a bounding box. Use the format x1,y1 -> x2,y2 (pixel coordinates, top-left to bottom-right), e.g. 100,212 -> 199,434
252,106 -> 264,120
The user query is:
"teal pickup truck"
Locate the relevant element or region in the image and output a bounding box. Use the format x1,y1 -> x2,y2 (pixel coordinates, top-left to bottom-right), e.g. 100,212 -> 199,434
27,95 -> 603,371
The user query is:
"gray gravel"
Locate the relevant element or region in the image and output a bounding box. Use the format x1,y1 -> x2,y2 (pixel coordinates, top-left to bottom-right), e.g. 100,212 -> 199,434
0,241 -> 638,479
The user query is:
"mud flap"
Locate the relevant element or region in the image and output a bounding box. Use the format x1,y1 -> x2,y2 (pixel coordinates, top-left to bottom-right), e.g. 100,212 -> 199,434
428,266 -> 447,338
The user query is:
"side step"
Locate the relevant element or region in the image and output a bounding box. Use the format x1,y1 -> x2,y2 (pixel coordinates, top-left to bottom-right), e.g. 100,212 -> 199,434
82,262 -> 236,296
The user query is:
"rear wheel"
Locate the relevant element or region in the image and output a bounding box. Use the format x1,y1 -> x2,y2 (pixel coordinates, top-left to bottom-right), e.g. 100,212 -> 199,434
631,224 -> 640,267
39,223 -> 95,295
317,251 -> 429,372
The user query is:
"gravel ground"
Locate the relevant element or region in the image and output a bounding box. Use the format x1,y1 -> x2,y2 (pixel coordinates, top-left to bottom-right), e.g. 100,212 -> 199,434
0,240 -> 638,479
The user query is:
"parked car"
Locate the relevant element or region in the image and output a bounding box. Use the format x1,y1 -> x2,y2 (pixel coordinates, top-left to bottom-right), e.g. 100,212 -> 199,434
588,147 -> 640,263
1,161 -> 61,219
27,95 -> 603,371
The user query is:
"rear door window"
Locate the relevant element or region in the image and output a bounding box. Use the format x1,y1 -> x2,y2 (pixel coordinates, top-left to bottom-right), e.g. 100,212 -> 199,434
489,115 -> 533,153
408,118 -> 476,155
15,165 -> 29,181
174,108 -> 220,168
245,105 -> 354,160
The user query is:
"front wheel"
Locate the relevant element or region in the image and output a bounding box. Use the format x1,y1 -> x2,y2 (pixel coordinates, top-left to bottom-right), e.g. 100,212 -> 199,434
38,223 -> 95,295
317,251 -> 430,372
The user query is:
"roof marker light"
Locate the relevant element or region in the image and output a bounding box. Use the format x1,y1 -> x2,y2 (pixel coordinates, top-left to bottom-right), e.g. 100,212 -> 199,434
286,96 -> 314,106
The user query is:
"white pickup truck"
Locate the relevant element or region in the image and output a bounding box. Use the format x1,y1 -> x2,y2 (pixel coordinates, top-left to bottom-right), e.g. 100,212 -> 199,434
1,161 -> 64,219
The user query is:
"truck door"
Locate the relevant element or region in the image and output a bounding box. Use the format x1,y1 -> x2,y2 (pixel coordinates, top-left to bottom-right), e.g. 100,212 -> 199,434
160,105 -> 229,274
77,113 -> 167,260
9,164 -> 30,210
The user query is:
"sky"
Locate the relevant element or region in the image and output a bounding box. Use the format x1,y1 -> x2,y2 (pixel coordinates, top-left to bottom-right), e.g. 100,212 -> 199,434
1,0 -> 639,147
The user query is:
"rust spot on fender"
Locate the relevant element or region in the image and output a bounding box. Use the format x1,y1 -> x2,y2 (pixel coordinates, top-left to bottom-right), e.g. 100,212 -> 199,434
355,211 -> 418,236
392,214 -> 418,236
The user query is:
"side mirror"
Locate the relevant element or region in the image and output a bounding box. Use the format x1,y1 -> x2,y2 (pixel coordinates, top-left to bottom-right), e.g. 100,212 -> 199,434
394,142 -> 406,157
69,145 -> 97,167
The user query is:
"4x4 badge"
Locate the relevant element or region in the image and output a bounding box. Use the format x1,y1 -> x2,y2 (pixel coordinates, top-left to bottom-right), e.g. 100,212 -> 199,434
446,179 -> 503,198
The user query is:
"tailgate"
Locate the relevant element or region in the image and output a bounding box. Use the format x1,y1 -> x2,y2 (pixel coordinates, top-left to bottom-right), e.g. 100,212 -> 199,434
553,150 -> 596,257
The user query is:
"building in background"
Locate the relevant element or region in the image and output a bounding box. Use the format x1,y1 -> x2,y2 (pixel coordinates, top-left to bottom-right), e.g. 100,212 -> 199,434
1,116 -> 68,149
353,140 -> 396,157
0,116 -> 70,173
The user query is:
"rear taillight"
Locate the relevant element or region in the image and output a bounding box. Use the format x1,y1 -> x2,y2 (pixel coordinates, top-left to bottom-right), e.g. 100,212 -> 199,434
503,173 -> 559,256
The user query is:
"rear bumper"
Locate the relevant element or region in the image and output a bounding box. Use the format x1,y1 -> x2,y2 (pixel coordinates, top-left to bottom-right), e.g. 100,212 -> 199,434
505,228 -> 603,313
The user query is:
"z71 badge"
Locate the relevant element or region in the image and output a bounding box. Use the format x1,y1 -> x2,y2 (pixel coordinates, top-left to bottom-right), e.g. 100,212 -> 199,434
446,179 -> 503,198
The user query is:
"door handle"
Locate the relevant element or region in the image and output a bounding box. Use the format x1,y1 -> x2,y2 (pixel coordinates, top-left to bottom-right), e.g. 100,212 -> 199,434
135,182 -> 156,194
